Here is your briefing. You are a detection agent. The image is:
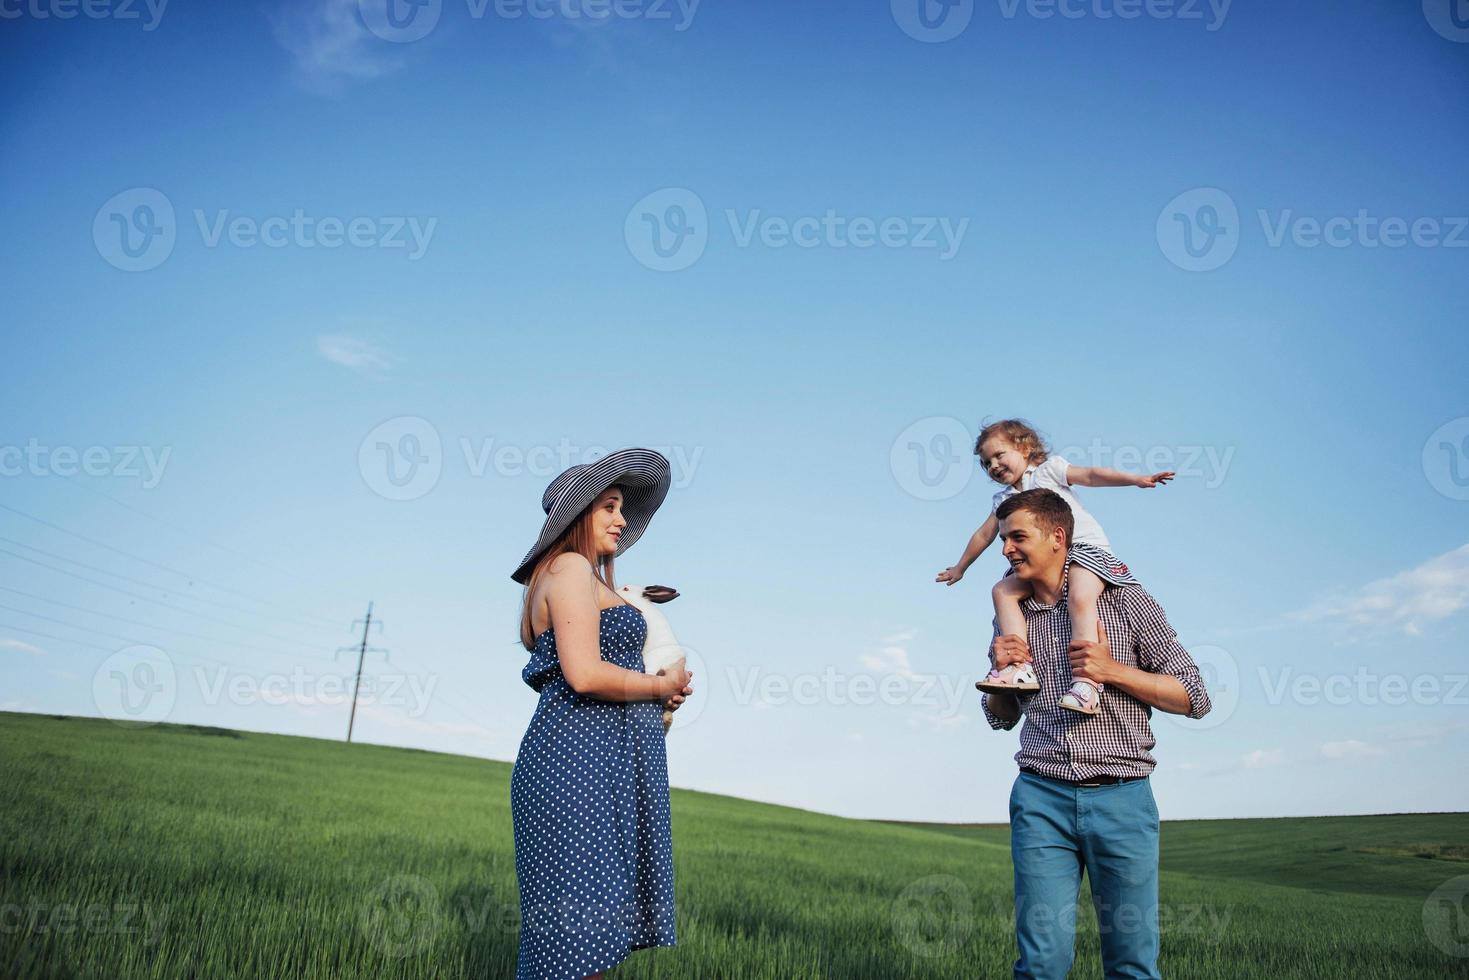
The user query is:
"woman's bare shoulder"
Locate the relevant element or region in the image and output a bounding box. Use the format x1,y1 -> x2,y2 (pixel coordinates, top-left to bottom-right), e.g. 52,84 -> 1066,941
546,552 -> 593,577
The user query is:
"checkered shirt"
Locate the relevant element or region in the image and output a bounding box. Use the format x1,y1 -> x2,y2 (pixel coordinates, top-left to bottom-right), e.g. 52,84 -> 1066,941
981,575 -> 1211,780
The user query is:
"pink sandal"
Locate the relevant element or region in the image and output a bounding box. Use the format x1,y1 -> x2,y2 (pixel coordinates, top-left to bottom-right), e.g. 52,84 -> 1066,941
1059,679 -> 1102,715
976,661 -> 1040,693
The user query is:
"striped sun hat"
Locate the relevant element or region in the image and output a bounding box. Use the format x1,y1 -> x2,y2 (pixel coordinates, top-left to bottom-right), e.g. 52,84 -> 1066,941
510,447 -> 672,585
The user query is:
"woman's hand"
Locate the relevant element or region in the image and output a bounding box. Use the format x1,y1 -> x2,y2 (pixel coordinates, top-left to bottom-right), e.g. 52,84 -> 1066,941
935,565 -> 964,585
1136,470 -> 1175,488
658,661 -> 693,707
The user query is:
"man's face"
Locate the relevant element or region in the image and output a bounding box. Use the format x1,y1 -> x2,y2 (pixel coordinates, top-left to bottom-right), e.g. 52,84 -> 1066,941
997,509 -> 1065,581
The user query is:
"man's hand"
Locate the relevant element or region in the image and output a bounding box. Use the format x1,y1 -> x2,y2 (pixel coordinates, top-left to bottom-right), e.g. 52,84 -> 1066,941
1068,622 -> 1117,685
1136,470 -> 1175,488
992,634 -> 1031,669
935,566 -> 964,586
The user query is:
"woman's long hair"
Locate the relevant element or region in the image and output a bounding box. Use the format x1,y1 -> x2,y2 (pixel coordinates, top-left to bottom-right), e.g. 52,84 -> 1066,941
518,495 -> 619,650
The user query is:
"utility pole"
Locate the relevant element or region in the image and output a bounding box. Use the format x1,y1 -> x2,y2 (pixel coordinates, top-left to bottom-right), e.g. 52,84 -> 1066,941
336,602 -> 388,743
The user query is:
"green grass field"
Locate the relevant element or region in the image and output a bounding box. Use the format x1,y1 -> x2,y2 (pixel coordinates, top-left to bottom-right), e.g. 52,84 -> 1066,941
2,711 -> 1466,978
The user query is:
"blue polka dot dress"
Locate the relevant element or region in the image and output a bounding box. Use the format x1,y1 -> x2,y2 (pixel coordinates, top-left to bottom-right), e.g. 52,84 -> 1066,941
511,603 -> 677,979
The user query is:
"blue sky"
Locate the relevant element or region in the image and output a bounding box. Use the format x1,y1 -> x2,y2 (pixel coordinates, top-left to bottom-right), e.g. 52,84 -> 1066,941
2,0 -> 1467,822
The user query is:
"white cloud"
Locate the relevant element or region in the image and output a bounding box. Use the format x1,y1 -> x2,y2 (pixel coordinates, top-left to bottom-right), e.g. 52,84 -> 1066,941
1,638 -> 46,656
1241,748 -> 1284,769
317,334 -> 393,378
860,645 -> 916,680
356,703 -> 495,741
1319,739 -> 1387,761
270,0 -> 405,90
1291,542 -> 1469,637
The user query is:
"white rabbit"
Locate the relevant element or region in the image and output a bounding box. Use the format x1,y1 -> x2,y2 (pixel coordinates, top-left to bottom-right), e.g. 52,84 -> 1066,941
618,584 -> 687,733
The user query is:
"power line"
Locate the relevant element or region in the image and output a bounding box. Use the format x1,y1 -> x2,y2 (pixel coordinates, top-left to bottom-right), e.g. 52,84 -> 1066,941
0,600 -> 262,672
54,475 -> 358,605
0,544 -> 330,652
0,584 -> 332,662
0,502 -> 343,632
380,647 -> 492,733
0,619 -> 114,654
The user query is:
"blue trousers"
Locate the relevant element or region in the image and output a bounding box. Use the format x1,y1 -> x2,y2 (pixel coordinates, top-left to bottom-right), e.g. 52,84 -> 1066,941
1008,771 -> 1161,980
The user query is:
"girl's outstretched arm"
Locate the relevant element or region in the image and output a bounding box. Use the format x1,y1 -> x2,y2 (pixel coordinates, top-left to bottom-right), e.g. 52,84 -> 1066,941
1066,465 -> 1175,489
936,512 -> 999,585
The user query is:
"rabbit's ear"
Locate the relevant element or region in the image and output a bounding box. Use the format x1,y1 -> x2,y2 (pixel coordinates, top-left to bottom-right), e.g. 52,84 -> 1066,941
644,585 -> 680,604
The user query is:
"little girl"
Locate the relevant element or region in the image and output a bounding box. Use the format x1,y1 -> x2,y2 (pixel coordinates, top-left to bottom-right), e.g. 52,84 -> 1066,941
935,419 -> 1173,714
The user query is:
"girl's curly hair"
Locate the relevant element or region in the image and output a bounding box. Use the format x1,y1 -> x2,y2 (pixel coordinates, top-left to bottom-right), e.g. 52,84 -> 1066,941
975,418 -> 1048,466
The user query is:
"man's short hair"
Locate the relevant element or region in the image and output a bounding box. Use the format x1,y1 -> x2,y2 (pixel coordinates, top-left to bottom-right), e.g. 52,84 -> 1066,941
996,488 -> 1074,548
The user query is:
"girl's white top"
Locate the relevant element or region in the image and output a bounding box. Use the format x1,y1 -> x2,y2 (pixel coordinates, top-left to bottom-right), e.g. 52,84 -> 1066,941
990,455 -> 1111,549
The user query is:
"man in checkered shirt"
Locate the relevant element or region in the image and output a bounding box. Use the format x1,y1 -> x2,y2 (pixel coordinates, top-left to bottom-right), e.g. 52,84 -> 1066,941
981,488 -> 1211,980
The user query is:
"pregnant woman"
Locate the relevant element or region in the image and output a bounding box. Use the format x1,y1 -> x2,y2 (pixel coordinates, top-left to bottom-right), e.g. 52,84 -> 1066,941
509,447 -> 693,980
